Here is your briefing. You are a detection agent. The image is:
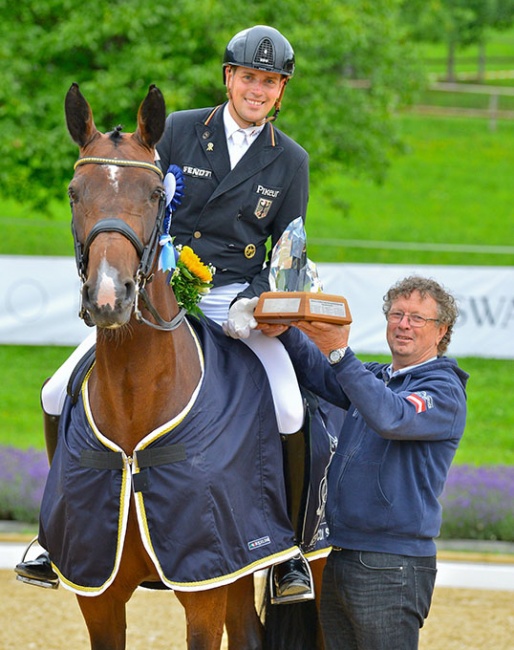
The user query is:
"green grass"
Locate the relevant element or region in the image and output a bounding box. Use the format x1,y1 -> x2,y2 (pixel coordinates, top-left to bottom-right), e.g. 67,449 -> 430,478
457,357 -> 514,465
417,89 -> 514,111
0,346 -> 73,449
308,114 -> 514,266
0,198 -> 72,257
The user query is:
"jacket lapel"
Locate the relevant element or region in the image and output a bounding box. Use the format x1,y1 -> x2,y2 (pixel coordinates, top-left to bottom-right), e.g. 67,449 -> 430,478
193,105 -> 231,183
194,104 -> 284,202
211,124 -> 284,201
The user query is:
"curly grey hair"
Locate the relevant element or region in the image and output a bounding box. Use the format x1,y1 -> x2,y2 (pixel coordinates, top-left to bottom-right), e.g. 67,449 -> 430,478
382,276 -> 459,355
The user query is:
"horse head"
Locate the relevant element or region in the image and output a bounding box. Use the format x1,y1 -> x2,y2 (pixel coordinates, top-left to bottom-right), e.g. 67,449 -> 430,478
65,82 -> 173,330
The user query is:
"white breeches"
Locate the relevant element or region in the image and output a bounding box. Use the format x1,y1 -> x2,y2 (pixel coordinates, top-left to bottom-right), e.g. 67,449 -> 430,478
41,283 -> 304,434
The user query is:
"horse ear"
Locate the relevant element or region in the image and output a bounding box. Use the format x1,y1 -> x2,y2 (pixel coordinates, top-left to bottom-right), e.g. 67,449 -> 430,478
135,84 -> 166,149
65,83 -> 99,147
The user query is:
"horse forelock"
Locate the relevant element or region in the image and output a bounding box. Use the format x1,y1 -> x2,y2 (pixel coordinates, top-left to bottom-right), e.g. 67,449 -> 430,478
77,130 -> 156,164
108,125 -> 124,144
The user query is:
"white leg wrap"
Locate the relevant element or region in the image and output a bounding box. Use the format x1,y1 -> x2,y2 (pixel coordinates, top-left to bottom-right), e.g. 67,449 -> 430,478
243,330 -> 305,434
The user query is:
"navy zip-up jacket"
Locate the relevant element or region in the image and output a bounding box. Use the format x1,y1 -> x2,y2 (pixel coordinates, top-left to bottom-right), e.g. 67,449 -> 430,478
279,327 -> 469,556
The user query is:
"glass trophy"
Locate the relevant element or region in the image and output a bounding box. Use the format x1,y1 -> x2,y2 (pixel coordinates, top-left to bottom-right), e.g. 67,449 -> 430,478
254,217 -> 352,325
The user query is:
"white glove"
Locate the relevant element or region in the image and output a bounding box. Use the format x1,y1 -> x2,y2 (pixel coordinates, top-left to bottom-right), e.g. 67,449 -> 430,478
222,297 -> 259,340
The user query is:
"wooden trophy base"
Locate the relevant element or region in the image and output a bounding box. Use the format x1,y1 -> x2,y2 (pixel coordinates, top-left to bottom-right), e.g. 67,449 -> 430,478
254,291 -> 352,325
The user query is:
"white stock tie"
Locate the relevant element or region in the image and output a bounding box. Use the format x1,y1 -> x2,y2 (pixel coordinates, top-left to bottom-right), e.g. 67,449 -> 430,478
230,129 -> 249,168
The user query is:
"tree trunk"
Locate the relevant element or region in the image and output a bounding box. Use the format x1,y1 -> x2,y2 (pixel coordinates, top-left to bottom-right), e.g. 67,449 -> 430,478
478,41 -> 486,82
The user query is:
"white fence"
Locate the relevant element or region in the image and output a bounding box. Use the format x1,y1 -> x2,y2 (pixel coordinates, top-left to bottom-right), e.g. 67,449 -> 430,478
1,255 -> 513,359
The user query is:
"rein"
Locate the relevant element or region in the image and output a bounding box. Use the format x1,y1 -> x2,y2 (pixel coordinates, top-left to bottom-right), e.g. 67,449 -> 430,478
72,157 -> 186,332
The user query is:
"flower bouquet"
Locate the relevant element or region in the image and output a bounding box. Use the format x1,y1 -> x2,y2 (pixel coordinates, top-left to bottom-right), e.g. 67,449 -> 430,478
169,245 -> 215,318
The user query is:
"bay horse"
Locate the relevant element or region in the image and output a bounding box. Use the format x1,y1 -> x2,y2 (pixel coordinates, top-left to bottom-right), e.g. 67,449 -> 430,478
38,82 -> 309,650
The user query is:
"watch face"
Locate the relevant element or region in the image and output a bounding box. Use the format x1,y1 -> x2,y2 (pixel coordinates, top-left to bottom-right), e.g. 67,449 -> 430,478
329,347 -> 346,364
329,349 -> 341,363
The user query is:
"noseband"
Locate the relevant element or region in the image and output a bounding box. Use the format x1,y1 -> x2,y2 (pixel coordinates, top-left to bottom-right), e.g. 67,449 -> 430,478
72,157 -> 186,331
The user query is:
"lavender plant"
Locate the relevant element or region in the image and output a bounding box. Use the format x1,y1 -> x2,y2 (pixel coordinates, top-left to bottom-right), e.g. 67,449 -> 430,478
440,465 -> 514,541
1,446 -> 513,541
0,446 -> 48,523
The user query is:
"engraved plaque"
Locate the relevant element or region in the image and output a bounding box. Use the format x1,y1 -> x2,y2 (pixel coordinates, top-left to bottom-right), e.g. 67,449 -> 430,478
254,291 -> 352,325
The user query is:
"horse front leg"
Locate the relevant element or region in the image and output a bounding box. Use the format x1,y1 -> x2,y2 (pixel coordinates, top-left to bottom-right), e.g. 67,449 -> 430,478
76,592 -> 128,650
175,585 -> 229,650
225,575 -> 263,650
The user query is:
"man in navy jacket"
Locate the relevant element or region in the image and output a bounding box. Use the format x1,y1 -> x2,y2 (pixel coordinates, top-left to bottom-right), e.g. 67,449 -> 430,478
259,275 -> 469,649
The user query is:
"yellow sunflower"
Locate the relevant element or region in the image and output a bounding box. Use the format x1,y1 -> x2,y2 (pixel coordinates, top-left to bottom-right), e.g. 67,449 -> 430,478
169,244 -> 215,317
179,246 -> 214,283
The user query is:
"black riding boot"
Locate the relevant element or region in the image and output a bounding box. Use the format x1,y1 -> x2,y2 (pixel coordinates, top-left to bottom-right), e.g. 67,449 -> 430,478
43,409 -> 60,466
270,424 -> 315,603
272,552 -> 314,601
14,409 -> 60,588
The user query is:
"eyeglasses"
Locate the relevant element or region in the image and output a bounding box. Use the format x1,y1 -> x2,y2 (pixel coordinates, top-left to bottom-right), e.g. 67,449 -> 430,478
386,311 -> 440,328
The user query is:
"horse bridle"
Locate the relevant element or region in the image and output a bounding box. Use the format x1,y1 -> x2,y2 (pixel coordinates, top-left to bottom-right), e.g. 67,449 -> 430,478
71,157 -> 187,332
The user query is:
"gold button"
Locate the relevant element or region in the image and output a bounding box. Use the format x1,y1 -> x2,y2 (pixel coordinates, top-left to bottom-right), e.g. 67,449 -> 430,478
244,244 -> 256,259
193,231 -> 202,239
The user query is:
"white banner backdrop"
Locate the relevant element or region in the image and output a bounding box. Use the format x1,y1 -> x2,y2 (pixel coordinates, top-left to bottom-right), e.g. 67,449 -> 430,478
319,263 -> 514,360
0,255 -> 90,345
1,256 -> 513,359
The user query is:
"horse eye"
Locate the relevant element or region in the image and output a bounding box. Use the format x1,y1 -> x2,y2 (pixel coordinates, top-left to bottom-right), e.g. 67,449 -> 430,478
68,187 -> 78,204
151,188 -> 164,202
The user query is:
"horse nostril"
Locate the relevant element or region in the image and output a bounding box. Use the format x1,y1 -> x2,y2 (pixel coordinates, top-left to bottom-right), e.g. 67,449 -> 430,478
82,282 -> 92,307
124,281 -> 136,303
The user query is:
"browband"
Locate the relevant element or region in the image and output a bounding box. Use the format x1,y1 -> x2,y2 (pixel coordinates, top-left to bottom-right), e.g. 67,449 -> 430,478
74,157 -> 163,179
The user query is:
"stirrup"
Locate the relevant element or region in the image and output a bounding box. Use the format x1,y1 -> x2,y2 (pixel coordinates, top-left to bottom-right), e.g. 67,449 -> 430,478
14,537 -> 59,590
269,554 -> 315,605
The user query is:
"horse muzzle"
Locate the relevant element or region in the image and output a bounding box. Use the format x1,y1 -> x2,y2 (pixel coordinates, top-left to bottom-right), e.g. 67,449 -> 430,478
81,272 -> 137,329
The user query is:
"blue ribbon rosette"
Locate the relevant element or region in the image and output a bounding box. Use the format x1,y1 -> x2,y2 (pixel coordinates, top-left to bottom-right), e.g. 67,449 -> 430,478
159,164 -> 185,272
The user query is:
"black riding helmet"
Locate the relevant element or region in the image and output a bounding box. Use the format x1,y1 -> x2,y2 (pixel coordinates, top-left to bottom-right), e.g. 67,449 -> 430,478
222,25 -> 295,82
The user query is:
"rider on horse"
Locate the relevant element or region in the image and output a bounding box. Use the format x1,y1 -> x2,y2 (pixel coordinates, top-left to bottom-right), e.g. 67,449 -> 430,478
16,25 -> 313,601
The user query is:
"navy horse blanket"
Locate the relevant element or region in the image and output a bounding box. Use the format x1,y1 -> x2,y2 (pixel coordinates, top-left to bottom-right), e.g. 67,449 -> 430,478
38,318 -> 300,595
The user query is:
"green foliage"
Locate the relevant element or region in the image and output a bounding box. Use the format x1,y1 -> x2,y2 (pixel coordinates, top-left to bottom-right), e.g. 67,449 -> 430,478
170,245 -> 215,317
401,0 -> 514,80
0,0 -> 422,208
402,0 -> 514,46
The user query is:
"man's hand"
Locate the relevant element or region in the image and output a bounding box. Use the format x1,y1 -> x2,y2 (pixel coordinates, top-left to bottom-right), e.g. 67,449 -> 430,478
293,321 -> 350,356
222,297 -> 259,339
256,322 -> 290,337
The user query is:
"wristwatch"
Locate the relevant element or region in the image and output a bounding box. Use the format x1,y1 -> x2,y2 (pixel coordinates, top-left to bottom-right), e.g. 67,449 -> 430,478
328,346 -> 348,365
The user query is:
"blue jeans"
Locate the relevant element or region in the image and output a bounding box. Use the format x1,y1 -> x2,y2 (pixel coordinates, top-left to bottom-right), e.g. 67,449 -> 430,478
320,549 -> 437,650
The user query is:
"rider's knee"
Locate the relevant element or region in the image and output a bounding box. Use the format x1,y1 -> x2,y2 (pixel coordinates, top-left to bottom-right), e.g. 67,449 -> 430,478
274,393 -> 305,434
